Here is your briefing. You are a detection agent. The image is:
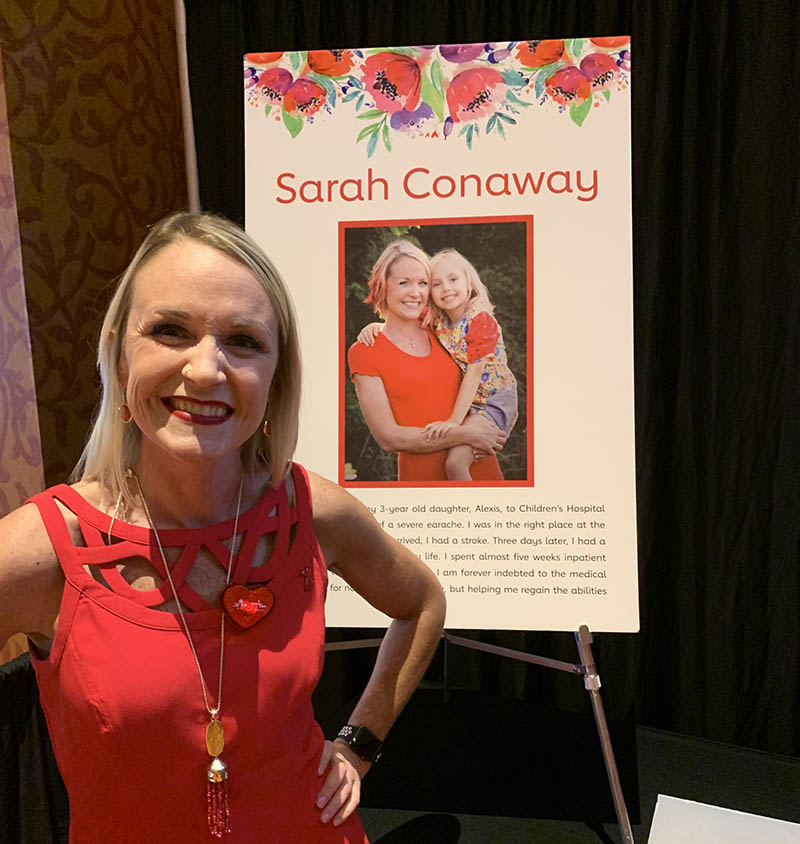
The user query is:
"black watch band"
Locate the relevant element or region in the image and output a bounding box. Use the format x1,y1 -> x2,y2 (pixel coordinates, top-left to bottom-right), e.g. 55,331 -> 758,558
335,724 -> 383,763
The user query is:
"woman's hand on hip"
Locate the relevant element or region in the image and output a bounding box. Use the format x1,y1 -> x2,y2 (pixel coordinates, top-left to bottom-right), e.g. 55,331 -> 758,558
316,739 -> 370,826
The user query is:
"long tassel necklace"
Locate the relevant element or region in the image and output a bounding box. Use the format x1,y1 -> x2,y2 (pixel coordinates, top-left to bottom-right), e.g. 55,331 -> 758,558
132,470 -> 243,838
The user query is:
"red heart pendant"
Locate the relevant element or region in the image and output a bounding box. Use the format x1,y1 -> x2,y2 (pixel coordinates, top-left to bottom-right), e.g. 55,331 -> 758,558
221,584 -> 275,629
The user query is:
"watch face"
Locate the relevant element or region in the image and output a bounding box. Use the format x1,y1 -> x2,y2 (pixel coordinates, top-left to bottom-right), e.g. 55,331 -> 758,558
338,725 -> 382,762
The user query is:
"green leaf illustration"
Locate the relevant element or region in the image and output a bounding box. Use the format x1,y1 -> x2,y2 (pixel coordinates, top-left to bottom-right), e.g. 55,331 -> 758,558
382,123 -> 392,152
289,51 -> 305,71
367,129 -> 379,157
343,89 -> 360,103
347,75 -> 364,89
535,65 -> 556,99
603,90 -> 611,103
500,69 -> 528,87
458,124 -> 470,137
357,122 -> 380,142
309,72 -> 337,107
466,123 -> 475,150
421,66 -> 445,122
506,90 -> 532,108
357,109 -> 385,120
486,114 -> 498,134
431,60 -> 445,97
264,105 -> 272,118
497,120 -> 506,139
356,93 -> 364,110
281,107 -> 304,139
569,97 -> 592,127
571,38 -> 586,57
496,112 -> 517,124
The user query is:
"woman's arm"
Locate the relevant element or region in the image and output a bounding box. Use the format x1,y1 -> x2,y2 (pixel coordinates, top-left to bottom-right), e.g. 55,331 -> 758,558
0,504 -> 63,651
309,472 -> 446,824
353,374 -> 506,455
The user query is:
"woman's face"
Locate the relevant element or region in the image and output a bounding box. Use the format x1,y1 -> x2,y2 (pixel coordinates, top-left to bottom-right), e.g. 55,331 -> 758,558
118,240 -> 279,467
383,255 -> 429,321
430,255 -> 471,320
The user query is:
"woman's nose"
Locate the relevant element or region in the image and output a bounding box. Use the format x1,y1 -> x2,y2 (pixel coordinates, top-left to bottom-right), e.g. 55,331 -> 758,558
183,337 -> 225,385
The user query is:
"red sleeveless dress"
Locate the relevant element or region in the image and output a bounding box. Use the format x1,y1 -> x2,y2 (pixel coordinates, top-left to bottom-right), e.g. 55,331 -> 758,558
28,464 -> 370,844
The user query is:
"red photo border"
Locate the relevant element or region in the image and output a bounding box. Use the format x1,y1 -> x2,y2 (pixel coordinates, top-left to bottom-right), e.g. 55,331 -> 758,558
339,214 -> 534,488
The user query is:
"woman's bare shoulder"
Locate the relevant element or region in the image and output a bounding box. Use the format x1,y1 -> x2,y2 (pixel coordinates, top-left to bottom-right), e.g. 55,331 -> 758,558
306,470 -> 363,522
0,500 -> 57,563
0,501 -> 64,642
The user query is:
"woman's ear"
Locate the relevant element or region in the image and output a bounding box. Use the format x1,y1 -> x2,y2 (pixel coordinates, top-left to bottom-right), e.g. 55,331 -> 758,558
112,329 -> 129,390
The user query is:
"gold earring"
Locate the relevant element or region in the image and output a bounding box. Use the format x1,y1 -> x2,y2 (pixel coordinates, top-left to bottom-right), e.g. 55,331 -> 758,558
263,418 -> 271,438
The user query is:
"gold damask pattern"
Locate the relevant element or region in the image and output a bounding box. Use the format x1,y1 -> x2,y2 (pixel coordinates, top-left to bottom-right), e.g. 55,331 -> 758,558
2,0 -> 188,482
0,47 -> 44,664
0,48 -> 44,518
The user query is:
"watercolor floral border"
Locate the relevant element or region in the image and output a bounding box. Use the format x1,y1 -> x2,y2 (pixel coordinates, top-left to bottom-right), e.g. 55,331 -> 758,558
244,38 -> 630,155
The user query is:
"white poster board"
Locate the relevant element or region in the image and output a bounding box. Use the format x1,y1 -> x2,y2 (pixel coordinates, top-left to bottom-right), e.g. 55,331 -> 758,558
244,37 -> 637,631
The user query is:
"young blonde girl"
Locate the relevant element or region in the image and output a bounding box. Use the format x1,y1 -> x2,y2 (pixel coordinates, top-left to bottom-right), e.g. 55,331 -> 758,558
359,248 -> 517,480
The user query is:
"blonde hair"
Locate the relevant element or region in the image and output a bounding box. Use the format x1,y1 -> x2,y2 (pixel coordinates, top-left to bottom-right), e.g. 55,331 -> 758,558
429,248 -> 494,319
72,212 -> 302,504
364,239 -> 430,319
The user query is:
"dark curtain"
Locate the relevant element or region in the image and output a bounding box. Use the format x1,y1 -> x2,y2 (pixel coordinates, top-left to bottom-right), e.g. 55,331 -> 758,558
185,0 -> 800,757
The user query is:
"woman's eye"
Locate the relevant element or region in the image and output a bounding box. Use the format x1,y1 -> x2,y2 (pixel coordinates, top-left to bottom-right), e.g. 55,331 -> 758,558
151,322 -> 187,339
228,334 -> 263,350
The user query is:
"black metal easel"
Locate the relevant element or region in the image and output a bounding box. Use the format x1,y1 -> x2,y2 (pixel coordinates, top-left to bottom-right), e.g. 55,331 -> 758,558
326,625 -> 635,844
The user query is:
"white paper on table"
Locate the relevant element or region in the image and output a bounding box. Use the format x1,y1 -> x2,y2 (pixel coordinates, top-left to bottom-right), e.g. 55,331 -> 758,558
648,794 -> 800,844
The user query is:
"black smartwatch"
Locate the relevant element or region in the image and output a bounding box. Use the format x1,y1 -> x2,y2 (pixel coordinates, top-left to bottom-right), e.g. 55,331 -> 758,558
335,725 -> 383,763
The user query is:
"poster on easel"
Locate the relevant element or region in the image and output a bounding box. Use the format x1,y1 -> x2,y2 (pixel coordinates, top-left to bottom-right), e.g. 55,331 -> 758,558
244,37 -> 637,632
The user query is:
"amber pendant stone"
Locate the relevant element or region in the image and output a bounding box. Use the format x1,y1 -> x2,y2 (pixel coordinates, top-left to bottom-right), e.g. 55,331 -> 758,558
206,719 -> 225,757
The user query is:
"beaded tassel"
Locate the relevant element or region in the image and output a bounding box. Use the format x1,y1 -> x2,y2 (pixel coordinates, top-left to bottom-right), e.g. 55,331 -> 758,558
207,757 -> 231,837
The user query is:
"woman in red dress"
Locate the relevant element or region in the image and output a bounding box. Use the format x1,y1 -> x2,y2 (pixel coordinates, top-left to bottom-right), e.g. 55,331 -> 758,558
0,214 -> 446,843
348,240 -> 506,482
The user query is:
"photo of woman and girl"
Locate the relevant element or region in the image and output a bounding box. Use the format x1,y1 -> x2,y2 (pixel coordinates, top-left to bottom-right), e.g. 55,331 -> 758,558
345,222 -> 529,485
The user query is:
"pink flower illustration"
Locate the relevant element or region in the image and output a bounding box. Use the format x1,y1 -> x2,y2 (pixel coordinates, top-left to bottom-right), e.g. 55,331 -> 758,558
362,52 -> 422,114
446,67 -> 504,122
580,53 -> 619,91
256,68 -> 293,103
283,78 -> 326,116
545,66 -> 591,105
308,49 -> 356,76
516,40 -> 565,67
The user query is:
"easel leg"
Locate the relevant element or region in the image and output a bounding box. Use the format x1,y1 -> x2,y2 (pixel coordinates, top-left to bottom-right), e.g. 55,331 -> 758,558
443,634 -> 451,704
575,626 -> 635,844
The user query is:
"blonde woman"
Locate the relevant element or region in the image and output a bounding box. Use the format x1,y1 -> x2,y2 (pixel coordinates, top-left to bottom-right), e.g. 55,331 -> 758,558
0,213 -> 445,843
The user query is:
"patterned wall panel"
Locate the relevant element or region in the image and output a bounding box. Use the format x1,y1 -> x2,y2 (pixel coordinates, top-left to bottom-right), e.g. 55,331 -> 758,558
0,49 -> 44,519
0,47 -> 45,664
2,0 -> 188,483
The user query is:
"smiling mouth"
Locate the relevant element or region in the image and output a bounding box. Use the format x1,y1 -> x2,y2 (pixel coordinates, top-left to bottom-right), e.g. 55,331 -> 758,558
162,397 -> 233,425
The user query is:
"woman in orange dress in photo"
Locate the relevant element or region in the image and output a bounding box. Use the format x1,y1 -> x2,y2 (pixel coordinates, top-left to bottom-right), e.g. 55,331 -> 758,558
347,240 -> 506,482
